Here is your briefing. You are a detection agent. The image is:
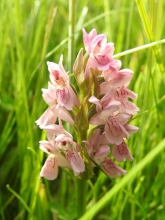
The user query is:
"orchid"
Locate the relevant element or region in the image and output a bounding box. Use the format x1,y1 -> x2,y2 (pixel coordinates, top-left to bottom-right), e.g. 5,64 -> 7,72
35,82 -> 74,126
39,140 -> 71,180
82,28 -> 121,78
36,28 -> 139,182
47,55 -> 80,110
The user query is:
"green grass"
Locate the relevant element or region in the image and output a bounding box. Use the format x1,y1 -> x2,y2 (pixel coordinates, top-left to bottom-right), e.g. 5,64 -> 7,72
0,0 -> 165,219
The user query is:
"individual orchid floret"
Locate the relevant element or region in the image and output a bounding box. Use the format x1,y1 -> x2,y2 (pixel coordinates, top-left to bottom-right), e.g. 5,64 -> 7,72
47,55 -> 69,87
47,56 -> 80,110
82,28 -> 97,54
55,85 -> 80,110
101,157 -> 126,178
89,89 -> 121,123
94,145 -> 126,178
82,28 -> 120,78
112,141 -> 134,162
84,128 -> 110,159
82,28 -> 114,57
36,84 -> 74,127
55,134 -> 85,176
39,140 -> 70,180
65,149 -> 85,176
100,68 -> 133,94
104,115 -> 130,145
40,119 -> 72,142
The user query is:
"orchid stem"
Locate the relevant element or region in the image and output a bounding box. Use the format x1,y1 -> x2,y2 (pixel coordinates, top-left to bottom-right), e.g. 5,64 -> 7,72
68,1 -> 87,217
76,179 -> 87,218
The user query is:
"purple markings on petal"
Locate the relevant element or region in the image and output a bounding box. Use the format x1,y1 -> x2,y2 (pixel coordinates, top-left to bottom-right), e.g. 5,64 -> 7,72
112,141 -> 133,162
101,158 -> 126,178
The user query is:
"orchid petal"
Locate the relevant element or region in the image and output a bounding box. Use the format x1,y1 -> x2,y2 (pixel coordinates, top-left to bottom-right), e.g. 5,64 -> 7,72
105,118 -> 130,145
124,124 -> 139,134
35,107 -> 57,127
101,158 -> 126,178
40,156 -> 58,180
65,150 -> 85,176
94,145 -> 110,163
112,141 -> 134,162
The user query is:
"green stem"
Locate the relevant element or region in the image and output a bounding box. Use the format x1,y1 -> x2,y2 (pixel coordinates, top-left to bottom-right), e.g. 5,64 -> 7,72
76,179 -> 87,218
68,2 -> 88,217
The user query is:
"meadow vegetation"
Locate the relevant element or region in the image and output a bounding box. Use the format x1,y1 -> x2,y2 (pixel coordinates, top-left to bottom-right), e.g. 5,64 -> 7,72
0,0 -> 165,219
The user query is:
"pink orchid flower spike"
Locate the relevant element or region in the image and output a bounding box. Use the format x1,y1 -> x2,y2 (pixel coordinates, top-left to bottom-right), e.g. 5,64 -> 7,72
36,28 -> 139,182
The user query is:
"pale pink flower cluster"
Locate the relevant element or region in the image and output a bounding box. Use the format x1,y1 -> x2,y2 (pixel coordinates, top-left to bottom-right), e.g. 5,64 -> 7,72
83,28 -> 139,177
36,28 -> 139,180
36,56 -> 84,180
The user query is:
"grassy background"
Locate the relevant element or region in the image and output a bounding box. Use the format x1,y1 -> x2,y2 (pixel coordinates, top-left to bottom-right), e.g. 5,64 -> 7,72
0,0 -> 165,219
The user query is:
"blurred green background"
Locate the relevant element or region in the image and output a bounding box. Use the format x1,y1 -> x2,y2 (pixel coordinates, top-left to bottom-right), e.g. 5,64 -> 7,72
0,0 -> 165,219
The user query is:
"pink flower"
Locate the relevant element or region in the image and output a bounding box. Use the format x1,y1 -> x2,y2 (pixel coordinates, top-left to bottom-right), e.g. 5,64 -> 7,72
104,115 -> 130,145
55,134 -> 85,176
101,158 -> 126,178
114,86 -> 138,101
89,89 -> 134,144
89,89 -> 121,123
84,128 -> 101,156
94,145 -> 110,163
35,82 -> 74,126
124,124 -> 139,134
82,28 -> 97,54
82,28 -> 114,57
113,85 -> 139,115
119,100 -> 139,115
100,69 -> 133,94
47,55 -> 69,87
112,141 -> 133,162
47,56 -> 80,110
35,107 -> 57,127
40,119 -> 72,142
82,28 -> 120,78
37,28 -> 139,181
56,86 -> 79,110
39,139 -> 71,180
65,150 -> 85,176
41,120 -> 85,177
93,145 -> 126,178
84,128 -> 110,158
